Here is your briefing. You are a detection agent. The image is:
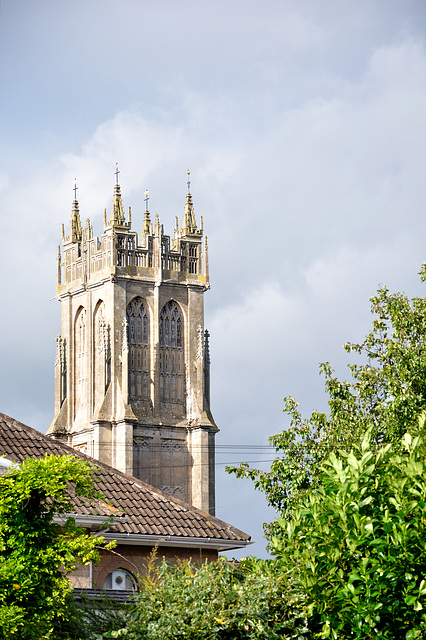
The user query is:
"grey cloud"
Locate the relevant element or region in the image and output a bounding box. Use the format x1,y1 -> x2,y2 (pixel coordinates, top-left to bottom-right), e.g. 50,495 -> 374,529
2,3 -> 426,557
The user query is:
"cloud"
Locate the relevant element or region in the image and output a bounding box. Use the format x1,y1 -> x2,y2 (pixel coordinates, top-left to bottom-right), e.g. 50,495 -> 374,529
3,6 -> 426,556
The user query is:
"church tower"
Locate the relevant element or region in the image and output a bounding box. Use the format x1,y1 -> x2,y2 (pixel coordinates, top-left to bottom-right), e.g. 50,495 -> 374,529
49,169 -> 217,514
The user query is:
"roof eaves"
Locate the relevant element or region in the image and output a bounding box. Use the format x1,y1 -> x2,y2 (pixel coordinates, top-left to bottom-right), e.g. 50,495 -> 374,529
101,532 -> 254,551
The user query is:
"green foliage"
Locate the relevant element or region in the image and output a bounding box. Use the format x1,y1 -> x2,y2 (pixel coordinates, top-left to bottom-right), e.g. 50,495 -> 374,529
99,553 -> 309,640
229,270 -> 426,526
272,423 -> 426,639
0,454 -> 111,640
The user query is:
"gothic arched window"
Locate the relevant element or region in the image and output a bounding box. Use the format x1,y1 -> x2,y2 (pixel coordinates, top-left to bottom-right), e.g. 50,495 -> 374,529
93,301 -> 110,409
126,297 -> 150,402
74,307 -> 86,412
159,301 -> 184,405
160,301 -> 183,347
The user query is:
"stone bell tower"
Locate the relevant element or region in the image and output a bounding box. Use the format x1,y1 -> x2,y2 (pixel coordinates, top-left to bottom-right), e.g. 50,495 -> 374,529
49,168 -> 217,514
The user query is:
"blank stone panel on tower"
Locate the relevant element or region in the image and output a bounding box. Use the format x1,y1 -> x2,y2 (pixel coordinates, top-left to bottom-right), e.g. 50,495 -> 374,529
49,171 -> 218,514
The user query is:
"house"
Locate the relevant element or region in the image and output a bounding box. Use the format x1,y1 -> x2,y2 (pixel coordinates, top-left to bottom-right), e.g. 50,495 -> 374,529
0,412 -> 251,591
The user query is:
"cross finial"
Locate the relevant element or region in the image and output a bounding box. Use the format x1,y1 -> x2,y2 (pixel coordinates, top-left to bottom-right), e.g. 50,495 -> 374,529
115,162 -> 120,185
73,178 -> 78,200
144,189 -> 150,210
187,169 -> 191,193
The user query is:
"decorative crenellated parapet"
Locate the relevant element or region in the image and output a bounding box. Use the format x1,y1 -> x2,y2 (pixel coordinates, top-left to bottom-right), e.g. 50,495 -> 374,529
59,169 -> 209,290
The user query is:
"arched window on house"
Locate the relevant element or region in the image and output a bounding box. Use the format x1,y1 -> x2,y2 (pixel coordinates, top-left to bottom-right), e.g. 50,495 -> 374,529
103,568 -> 137,591
126,297 -> 150,402
159,301 -> 184,404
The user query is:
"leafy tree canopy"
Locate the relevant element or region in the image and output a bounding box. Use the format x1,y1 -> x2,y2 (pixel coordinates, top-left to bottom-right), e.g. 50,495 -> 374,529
94,426 -> 426,640
0,454 -> 112,640
272,422 -> 426,639
100,554 -> 308,640
229,266 -> 426,526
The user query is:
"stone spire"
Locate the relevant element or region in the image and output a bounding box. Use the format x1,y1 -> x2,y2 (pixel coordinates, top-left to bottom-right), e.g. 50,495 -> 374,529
141,210 -> 151,236
70,198 -> 82,243
109,183 -> 126,227
109,164 -> 126,226
84,217 -> 93,239
172,215 -> 179,250
181,170 -> 197,235
154,212 -> 161,236
142,190 -> 152,237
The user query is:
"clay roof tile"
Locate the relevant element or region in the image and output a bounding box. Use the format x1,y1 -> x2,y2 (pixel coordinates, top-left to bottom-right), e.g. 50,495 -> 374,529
0,413 -> 251,546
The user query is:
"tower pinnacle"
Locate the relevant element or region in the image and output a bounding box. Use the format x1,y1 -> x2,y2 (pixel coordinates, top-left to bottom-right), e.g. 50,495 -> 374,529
181,170 -> 198,234
182,191 -> 197,234
109,164 -> 126,226
142,190 -> 152,237
70,180 -> 82,243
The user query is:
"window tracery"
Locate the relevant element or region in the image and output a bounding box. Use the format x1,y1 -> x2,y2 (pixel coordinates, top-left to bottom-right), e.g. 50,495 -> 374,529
75,307 -> 86,411
126,297 -> 150,402
159,301 -> 184,404
93,301 -> 110,408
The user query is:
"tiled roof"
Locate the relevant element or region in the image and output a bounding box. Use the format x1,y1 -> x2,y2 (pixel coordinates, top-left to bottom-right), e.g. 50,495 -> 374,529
0,413 -> 251,547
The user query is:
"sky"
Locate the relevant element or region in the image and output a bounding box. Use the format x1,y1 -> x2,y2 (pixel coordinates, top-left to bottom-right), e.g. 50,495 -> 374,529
2,0 -> 426,558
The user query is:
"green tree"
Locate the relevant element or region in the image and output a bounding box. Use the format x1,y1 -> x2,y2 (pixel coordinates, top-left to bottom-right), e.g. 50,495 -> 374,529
229,268 -> 426,525
0,454 -> 112,640
272,423 -> 426,639
100,554 -> 308,640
